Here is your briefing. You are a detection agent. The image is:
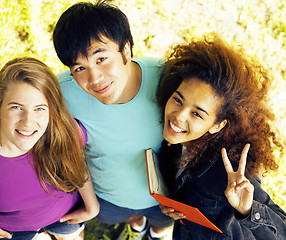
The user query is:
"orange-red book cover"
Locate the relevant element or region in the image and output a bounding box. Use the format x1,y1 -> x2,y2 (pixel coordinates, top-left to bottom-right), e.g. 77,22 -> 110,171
145,148 -> 222,233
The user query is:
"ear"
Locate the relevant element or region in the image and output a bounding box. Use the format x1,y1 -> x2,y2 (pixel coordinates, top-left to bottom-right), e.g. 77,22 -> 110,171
122,41 -> 132,63
209,119 -> 227,134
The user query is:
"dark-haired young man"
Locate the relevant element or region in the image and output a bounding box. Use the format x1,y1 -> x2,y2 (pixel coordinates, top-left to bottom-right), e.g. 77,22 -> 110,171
53,1 -> 173,239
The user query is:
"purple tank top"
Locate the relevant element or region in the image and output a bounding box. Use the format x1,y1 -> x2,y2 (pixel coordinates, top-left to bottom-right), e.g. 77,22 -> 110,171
0,122 -> 87,231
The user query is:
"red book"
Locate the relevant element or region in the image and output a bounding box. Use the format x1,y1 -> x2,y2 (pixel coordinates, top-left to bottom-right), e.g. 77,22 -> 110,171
145,148 -> 222,233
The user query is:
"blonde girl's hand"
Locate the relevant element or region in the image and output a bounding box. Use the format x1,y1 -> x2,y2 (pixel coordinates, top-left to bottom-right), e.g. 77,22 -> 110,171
60,206 -> 98,224
221,144 -> 254,217
159,203 -> 186,220
60,174 -> 100,224
0,228 -> 12,239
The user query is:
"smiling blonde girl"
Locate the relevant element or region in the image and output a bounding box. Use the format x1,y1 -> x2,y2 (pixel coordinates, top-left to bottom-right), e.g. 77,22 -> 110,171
0,57 -> 99,240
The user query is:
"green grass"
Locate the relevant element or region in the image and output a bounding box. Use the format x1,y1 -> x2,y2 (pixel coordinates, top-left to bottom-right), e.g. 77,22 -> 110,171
85,220 -> 125,240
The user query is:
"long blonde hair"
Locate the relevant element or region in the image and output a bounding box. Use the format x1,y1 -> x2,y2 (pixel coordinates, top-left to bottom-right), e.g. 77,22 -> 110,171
0,57 -> 89,193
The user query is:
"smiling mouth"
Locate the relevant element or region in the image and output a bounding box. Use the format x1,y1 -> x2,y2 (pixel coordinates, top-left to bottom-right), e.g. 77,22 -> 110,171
94,82 -> 113,94
16,130 -> 37,137
169,121 -> 187,133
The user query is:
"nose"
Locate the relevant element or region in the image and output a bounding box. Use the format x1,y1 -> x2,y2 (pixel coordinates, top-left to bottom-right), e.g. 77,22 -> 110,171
174,108 -> 188,122
88,68 -> 103,85
21,110 -> 33,126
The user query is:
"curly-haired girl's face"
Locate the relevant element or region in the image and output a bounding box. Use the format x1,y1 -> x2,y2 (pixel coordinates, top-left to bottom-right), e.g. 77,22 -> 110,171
163,78 -> 227,146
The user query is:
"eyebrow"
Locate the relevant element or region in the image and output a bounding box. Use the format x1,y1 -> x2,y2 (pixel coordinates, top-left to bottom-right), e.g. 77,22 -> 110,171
8,102 -> 49,107
90,47 -> 106,57
175,90 -> 209,116
35,104 -> 49,108
71,47 -> 107,67
8,102 -> 23,106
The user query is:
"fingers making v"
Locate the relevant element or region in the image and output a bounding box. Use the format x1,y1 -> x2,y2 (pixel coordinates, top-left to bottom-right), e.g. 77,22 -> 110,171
221,143 -> 250,176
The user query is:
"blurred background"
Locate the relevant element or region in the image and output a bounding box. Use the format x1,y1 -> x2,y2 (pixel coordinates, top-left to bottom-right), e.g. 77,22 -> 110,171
1,0 -> 285,239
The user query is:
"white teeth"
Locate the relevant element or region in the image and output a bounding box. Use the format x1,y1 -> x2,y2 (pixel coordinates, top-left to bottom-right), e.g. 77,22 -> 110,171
170,122 -> 185,133
17,130 -> 35,136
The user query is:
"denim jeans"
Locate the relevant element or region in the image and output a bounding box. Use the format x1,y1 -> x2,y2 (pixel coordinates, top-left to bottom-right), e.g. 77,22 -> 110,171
96,196 -> 173,228
3,221 -> 85,240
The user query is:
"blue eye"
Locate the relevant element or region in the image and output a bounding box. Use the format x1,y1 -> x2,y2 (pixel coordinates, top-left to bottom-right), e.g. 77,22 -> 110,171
11,106 -> 22,110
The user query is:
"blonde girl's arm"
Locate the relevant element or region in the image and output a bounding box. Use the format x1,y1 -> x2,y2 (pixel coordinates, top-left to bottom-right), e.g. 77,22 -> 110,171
0,228 -> 12,239
60,174 -> 100,224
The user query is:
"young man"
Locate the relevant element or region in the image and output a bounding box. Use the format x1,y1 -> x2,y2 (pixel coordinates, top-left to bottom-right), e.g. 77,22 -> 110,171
53,1 -> 173,239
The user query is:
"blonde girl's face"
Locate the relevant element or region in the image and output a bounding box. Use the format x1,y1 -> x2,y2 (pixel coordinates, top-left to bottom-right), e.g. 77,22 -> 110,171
163,78 -> 227,146
0,82 -> 49,157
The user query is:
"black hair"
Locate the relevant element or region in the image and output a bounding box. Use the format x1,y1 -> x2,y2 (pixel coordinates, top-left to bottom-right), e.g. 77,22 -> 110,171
53,0 -> 134,67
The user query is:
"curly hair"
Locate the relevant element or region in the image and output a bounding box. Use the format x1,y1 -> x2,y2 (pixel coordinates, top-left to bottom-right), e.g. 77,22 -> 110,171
0,57 -> 89,193
157,35 -> 283,178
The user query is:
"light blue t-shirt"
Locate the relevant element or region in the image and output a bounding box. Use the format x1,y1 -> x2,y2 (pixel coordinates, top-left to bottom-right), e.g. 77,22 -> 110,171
58,57 -> 164,209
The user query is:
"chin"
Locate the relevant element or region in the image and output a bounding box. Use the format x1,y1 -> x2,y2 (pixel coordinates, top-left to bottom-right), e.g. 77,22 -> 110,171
164,137 -> 177,145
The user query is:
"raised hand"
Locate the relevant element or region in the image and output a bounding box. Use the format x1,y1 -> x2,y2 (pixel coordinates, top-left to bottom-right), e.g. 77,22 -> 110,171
221,144 -> 254,217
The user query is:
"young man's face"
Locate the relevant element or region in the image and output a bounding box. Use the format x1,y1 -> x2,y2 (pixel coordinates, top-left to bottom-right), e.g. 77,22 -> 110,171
70,36 -> 132,105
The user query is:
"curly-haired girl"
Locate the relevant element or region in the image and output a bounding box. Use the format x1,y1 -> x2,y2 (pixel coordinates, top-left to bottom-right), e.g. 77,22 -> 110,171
157,35 -> 286,239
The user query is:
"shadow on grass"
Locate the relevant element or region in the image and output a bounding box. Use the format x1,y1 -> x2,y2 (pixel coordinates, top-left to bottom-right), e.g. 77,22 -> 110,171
50,218 -> 152,239
48,219 -> 124,240
84,218 -> 125,240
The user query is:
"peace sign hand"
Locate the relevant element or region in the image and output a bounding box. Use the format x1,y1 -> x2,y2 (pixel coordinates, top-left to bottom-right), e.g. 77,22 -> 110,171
221,144 -> 254,217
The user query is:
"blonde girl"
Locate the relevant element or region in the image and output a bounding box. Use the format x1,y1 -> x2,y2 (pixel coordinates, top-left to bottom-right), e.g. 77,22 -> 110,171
0,57 -> 99,240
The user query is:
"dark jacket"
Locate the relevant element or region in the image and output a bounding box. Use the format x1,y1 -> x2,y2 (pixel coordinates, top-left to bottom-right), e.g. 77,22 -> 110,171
159,140 -> 286,240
